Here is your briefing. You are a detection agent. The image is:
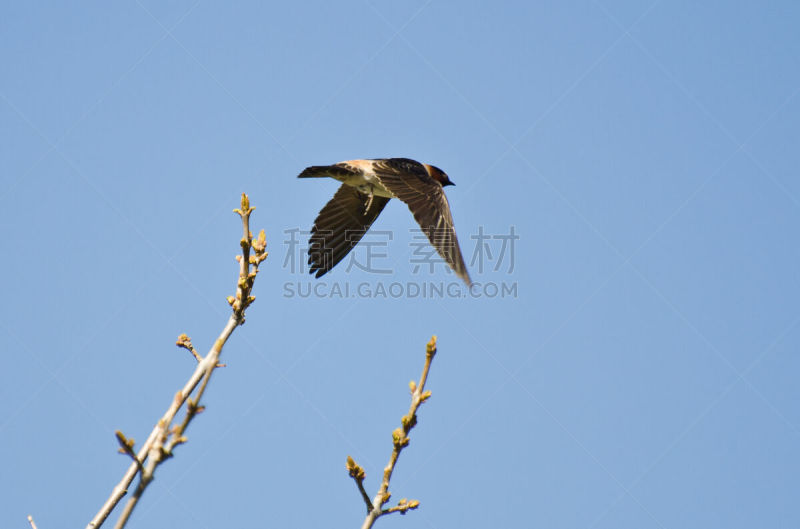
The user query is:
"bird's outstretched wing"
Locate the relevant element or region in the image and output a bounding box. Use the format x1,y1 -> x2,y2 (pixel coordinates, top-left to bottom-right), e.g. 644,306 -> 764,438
372,161 -> 472,286
308,183 -> 390,278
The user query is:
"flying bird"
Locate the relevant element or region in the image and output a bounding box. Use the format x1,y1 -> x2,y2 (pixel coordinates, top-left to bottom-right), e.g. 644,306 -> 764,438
298,158 -> 472,286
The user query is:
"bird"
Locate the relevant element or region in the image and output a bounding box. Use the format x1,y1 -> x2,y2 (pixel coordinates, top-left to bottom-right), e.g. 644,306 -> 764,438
298,158 -> 472,286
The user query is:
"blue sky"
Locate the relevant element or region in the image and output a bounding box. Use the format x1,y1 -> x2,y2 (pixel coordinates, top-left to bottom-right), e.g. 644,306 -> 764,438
2,1 -> 799,528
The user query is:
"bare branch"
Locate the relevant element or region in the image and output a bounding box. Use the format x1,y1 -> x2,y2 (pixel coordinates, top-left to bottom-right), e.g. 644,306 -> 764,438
354,335 -> 438,529
85,194 -> 267,529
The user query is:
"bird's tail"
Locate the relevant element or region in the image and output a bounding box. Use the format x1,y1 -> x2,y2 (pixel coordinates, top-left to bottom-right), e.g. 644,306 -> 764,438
298,165 -> 354,180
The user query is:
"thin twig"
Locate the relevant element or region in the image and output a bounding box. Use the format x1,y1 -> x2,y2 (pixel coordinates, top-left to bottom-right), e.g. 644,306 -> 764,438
114,431 -> 142,472
347,456 -> 373,513
351,335 -> 437,529
85,194 -> 267,529
381,498 -> 420,515
176,334 -> 203,363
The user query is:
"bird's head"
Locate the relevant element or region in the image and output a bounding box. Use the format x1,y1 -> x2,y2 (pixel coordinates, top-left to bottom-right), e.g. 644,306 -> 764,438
424,164 -> 455,187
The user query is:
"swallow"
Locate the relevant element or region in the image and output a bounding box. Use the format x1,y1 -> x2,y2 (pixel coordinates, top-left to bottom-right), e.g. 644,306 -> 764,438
298,158 -> 472,286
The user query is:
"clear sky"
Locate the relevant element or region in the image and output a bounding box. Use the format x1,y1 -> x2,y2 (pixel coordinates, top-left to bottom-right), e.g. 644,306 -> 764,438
2,2 -> 799,528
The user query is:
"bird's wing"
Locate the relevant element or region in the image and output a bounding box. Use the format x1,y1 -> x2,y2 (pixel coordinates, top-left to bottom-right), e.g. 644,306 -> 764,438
372,164 -> 472,287
308,183 -> 390,278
